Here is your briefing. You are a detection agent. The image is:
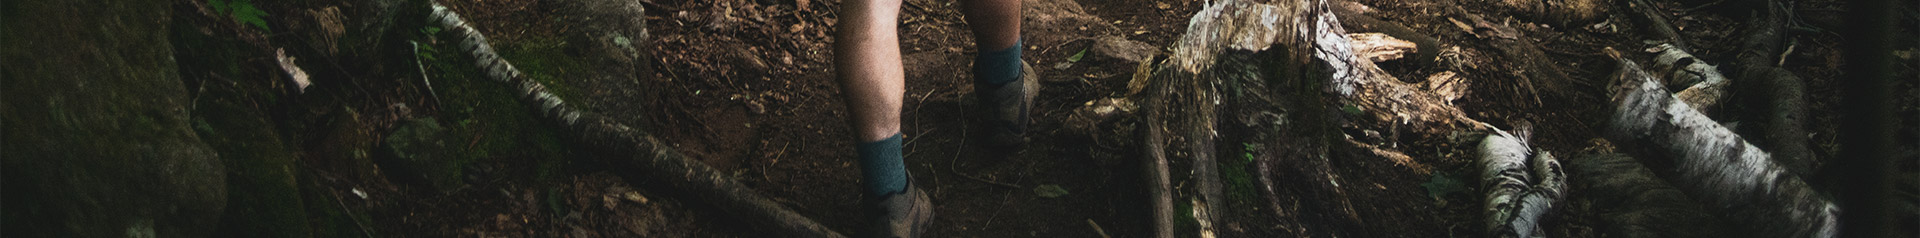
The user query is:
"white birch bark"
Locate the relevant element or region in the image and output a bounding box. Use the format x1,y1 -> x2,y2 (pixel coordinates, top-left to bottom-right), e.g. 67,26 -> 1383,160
1606,49 -> 1839,238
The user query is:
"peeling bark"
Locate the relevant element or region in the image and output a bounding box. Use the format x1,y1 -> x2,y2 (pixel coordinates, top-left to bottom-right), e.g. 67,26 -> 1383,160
1605,48 -> 1838,238
427,4 -> 844,237
1649,44 -> 1731,112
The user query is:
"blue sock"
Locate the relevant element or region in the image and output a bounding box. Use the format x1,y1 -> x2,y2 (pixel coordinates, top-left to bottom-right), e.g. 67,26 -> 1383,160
973,40 -> 1024,86
857,133 -> 908,198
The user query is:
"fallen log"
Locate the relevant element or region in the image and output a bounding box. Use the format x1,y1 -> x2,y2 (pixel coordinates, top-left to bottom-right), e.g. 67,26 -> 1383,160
427,4 -> 844,237
1649,43 -> 1731,112
1604,48 -> 1838,238
1569,148 -> 1730,238
1730,0 -> 1815,177
1476,128 -> 1566,238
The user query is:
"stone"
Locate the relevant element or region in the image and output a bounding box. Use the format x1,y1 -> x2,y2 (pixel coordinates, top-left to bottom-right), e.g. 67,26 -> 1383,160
2,0 -> 226,236
1091,35 -> 1157,63
383,118 -> 467,192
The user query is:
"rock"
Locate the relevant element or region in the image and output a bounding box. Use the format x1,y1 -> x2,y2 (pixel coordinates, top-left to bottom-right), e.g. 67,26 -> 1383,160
383,118 -> 467,193
1091,35 -> 1157,63
192,84 -> 314,238
1,0 -> 226,236
547,0 -> 659,124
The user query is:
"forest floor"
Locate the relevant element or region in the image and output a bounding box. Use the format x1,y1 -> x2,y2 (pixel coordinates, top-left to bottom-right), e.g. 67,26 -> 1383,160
177,0 -> 1918,236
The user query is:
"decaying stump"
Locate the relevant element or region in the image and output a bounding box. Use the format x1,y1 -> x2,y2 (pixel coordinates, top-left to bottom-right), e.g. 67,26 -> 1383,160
1605,48 -> 1839,238
1477,128 -> 1566,238
1143,0 -> 1505,236
427,4 -> 844,237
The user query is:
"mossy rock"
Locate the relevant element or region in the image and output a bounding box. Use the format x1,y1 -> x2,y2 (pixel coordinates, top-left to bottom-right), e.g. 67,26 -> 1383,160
2,0 -> 226,236
382,117 -> 469,193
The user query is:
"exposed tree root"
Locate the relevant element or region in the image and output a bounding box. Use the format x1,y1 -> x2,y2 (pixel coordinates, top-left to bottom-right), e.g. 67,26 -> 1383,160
427,4 -> 844,237
1456,11 -> 1591,107
1604,48 -> 1838,238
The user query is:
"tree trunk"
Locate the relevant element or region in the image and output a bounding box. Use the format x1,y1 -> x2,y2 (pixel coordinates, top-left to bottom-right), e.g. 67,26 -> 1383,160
427,4 -> 845,237
1604,48 -> 1839,238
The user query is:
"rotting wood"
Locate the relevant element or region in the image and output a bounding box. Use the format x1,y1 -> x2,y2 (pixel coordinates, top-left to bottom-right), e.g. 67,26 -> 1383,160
427,4 -> 844,237
1142,106 -> 1175,238
1604,47 -> 1838,238
1330,1 -> 1442,64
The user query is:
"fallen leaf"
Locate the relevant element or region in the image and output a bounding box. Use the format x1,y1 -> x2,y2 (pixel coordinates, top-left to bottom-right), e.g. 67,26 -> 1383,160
1035,184 -> 1069,198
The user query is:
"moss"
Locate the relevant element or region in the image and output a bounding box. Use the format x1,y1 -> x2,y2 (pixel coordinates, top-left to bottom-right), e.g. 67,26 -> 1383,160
1220,143 -> 1260,203
420,28 -> 580,207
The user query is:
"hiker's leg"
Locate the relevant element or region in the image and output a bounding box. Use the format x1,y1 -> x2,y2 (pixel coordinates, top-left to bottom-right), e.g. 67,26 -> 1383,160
962,0 -> 1021,51
963,0 -> 1036,148
836,0 -> 906,145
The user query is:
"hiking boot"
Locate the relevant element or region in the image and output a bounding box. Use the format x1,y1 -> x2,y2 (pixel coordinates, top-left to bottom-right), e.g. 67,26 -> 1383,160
976,61 -> 1039,149
865,182 -> 934,238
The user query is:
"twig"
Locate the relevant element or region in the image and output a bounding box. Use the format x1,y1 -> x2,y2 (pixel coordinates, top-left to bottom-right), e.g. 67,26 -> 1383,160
326,188 -> 377,238
1087,219 -> 1113,238
411,41 -> 444,109
945,108 -> 1022,189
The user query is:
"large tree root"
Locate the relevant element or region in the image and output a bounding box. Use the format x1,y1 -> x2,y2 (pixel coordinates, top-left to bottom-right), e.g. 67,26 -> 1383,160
1477,128 -> 1566,238
1604,48 -> 1838,238
1569,150 -> 1730,237
427,4 -> 845,237
1456,11 -> 1590,107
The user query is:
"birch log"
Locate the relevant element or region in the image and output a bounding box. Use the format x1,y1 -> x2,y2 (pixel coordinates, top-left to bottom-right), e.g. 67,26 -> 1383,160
1605,48 -> 1838,238
1649,43 -> 1731,112
1478,129 -> 1567,237
427,4 -> 844,237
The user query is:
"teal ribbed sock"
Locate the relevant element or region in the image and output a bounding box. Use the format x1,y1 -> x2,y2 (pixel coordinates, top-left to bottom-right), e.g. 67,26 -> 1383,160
857,133 -> 907,198
973,40 -> 1024,86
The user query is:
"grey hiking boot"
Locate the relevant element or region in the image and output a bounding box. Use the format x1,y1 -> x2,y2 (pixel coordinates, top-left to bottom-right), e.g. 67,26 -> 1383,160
865,182 -> 934,238
976,61 -> 1040,149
